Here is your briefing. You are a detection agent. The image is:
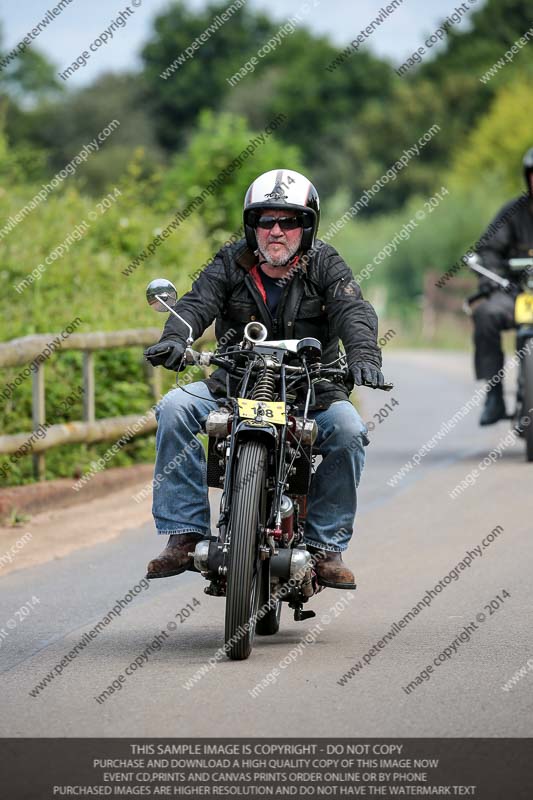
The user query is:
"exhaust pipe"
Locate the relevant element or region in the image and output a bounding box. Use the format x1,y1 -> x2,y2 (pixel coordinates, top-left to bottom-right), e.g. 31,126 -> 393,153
290,550 -> 314,598
192,540 -> 210,572
270,548 -> 314,597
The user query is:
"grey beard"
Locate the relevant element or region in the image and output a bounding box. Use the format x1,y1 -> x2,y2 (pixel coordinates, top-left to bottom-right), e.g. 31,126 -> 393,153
257,238 -> 301,266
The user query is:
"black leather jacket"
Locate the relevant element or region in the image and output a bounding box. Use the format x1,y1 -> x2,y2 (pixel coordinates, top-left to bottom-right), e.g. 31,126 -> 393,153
159,239 -> 382,411
478,194 -> 533,287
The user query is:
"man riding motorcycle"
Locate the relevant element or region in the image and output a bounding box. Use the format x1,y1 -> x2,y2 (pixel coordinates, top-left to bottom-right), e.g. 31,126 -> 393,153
473,148 -> 533,425
143,168 -> 384,589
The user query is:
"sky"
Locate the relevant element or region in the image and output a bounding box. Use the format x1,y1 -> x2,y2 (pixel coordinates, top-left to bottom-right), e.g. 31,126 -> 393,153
1,0 -> 478,86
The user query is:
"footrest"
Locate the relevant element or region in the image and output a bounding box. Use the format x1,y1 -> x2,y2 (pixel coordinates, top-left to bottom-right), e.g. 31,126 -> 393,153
317,578 -> 357,590
294,608 -> 316,621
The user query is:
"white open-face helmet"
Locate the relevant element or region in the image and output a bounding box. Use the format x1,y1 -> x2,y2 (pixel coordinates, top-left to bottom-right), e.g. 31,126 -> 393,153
243,168 -> 320,253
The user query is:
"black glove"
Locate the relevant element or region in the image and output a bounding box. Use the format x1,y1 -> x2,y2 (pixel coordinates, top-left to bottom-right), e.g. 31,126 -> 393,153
350,362 -> 385,389
144,339 -> 185,371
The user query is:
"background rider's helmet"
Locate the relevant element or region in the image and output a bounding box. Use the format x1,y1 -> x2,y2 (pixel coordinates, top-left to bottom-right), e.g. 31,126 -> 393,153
243,169 -> 320,253
523,148 -> 533,195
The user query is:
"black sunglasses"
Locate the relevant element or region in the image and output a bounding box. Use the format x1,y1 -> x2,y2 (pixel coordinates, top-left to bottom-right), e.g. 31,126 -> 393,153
255,215 -> 303,231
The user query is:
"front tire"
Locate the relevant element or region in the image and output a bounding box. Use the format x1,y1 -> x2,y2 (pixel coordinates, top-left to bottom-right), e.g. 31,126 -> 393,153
224,441 -> 267,660
521,345 -> 533,462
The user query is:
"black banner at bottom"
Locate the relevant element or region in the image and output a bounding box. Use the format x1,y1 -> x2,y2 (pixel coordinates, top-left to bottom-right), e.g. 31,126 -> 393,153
1,738 -> 531,799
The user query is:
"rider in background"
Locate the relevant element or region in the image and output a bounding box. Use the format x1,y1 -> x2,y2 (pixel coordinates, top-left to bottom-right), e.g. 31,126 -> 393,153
473,148 -> 533,425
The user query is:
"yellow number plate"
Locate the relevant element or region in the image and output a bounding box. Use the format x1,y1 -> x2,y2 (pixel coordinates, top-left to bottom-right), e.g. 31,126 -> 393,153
515,293 -> 533,324
237,398 -> 286,424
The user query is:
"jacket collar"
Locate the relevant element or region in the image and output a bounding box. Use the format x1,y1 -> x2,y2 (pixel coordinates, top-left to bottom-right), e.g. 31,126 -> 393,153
234,244 -> 256,271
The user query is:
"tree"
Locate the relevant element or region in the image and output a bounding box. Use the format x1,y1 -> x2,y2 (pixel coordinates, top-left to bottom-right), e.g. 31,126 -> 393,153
142,1 -> 277,152
420,0 -> 533,83
0,19 -> 61,104
142,2 -> 395,200
158,109 -> 304,241
449,76 -> 533,196
9,73 -> 164,194
2,48 -> 61,100
256,31 -> 395,197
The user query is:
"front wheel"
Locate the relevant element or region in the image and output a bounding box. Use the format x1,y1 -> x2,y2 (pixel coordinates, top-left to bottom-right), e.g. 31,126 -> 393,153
521,344 -> 533,462
224,440 -> 268,660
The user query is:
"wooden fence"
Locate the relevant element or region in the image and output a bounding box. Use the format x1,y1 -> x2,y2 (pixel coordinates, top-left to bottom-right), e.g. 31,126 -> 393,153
421,270 -> 476,340
0,326 -> 213,480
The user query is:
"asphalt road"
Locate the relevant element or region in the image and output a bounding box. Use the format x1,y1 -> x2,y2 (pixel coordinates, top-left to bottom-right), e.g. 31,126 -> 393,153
1,350 -> 532,737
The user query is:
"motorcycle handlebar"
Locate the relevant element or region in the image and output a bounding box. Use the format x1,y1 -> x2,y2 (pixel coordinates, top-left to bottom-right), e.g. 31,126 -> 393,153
183,348 -> 393,390
508,257 -> 533,270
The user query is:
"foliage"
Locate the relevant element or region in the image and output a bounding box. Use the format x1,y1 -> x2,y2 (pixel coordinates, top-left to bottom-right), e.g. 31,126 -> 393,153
420,0 -> 533,82
142,2 -> 396,200
324,184 -> 497,307
2,48 -> 61,100
0,132 -> 210,486
142,1 -> 277,151
449,78 -> 533,195
158,110 -> 304,241
9,74 -> 164,195
2,0 -> 533,484
232,30 -> 396,198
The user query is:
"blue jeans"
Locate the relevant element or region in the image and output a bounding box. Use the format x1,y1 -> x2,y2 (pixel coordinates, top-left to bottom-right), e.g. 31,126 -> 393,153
153,381 -> 369,552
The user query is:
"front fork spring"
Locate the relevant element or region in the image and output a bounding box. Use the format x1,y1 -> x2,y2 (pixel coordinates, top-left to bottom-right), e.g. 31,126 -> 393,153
252,366 -> 276,401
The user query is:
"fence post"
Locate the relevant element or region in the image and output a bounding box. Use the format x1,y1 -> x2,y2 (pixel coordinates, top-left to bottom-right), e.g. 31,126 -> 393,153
83,351 -> 95,423
32,364 -> 46,480
145,362 -> 162,402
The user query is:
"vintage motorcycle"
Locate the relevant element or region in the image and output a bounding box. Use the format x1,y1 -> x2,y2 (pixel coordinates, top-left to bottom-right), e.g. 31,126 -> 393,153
466,254 -> 533,461
146,278 -> 391,660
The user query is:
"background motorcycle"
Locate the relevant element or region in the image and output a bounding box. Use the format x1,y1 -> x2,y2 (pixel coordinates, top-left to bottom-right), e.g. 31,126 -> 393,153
466,255 -> 533,461
147,278 -> 392,660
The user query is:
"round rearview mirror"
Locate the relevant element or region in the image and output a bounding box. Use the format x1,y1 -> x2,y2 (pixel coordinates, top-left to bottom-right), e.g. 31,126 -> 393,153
146,278 -> 178,312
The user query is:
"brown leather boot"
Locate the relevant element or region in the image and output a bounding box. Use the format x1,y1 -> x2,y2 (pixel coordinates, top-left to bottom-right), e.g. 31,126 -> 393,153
146,533 -> 204,579
307,546 -> 357,590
